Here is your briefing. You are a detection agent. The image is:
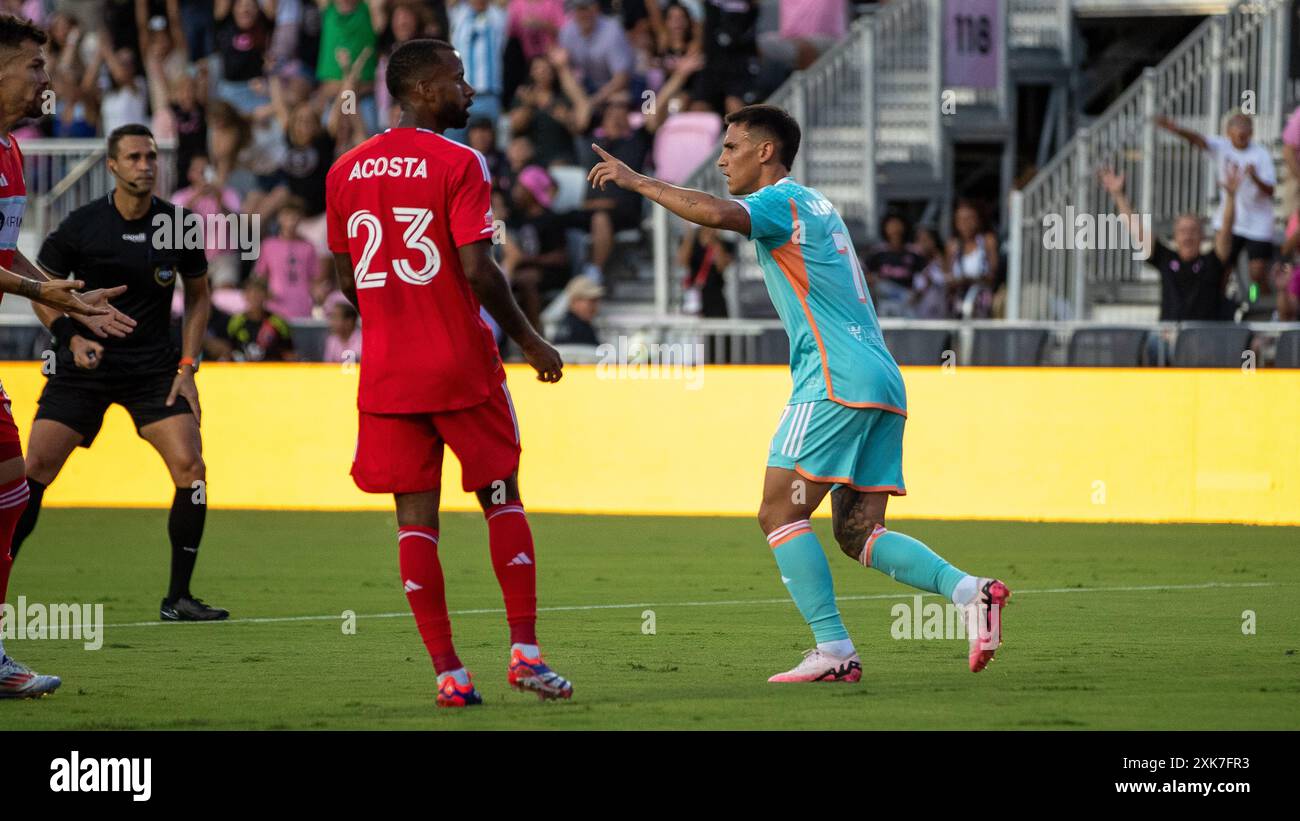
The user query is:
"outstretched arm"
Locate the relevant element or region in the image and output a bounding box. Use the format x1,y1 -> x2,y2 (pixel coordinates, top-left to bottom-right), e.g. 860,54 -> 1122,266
1154,115 -> 1209,151
1099,167 -> 1152,260
588,144 -> 751,233
1216,166 -> 1240,266
0,266 -> 110,317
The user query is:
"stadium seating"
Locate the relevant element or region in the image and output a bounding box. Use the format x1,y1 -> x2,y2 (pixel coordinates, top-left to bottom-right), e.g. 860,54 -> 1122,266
651,112 -> 723,185
738,278 -> 780,319
1172,324 -> 1253,368
969,328 -> 1049,366
549,166 -> 589,215
1275,330 -> 1300,368
882,328 -> 952,366
291,324 -> 330,363
1067,328 -> 1149,367
0,324 -> 45,361
755,328 -> 790,364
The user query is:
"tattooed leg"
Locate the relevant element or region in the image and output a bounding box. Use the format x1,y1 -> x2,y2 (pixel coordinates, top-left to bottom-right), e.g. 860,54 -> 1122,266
830,488 -> 889,561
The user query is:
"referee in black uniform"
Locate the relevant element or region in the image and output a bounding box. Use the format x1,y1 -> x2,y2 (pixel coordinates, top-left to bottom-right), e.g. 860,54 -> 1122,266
10,124 -> 228,621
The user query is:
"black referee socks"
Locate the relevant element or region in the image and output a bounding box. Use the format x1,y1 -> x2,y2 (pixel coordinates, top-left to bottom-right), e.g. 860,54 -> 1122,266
8,477 -> 46,560
167,486 -> 207,602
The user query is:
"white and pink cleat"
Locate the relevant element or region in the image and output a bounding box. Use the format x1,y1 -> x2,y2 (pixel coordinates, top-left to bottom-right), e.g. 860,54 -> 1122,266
767,649 -> 863,683
964,579 -> 1011,673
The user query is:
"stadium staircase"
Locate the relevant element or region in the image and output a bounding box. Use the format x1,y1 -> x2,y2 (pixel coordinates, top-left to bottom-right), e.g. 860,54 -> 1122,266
645,0 -> 1076,320
1008,0 -> 1293,321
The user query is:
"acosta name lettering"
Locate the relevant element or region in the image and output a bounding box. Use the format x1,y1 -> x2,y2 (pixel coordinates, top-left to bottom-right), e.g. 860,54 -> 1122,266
348,157 -> 429,181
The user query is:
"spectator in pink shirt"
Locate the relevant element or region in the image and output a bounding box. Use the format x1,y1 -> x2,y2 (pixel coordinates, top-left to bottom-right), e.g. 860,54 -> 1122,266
1281,104 -> 1300,216
253,197 -> 322,319
1276,210 -> 1300,321
170,154 -> 243,287
760,0 -> 847,70
508,0 -> 566,61
323,295 -> 362,363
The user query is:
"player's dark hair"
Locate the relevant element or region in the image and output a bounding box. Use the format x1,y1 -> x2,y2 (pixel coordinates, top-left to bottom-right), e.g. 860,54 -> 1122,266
386,39 -> 456,106
725,105 -> 801,170
107,123 -> 155,159
0,13 -> 48,51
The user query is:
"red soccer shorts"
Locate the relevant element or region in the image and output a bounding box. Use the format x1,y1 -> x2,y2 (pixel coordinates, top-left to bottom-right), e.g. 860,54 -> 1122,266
0,381 -> 23,462
352,380 -> 521,494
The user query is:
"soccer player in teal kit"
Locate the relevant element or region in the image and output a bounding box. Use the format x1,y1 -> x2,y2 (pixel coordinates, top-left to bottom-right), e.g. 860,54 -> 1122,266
589,105 -> 1011,679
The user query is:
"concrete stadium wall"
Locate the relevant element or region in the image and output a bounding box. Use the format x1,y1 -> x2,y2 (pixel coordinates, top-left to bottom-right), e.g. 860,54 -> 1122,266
4,363 -> 1297,524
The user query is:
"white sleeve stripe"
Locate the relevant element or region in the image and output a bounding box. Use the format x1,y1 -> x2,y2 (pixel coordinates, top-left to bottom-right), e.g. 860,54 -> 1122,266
432,133 -> 491,182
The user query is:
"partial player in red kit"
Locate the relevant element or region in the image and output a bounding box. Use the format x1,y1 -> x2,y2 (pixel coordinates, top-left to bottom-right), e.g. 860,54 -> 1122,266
0,16 -> 136,698
326,39 -> 571,708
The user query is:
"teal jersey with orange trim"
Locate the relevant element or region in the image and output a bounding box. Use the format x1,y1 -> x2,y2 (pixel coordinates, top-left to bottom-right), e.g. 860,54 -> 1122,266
738,178 -> 907,415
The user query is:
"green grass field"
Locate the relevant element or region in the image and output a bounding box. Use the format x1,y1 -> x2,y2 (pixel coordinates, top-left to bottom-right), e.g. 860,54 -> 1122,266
1,510 -> 1296,730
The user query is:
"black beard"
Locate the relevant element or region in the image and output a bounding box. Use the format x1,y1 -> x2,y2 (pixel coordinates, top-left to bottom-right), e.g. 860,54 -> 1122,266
447,102 -> 470,130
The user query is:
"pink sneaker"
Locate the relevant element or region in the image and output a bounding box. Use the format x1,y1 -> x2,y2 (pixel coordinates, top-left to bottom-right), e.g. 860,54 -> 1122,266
767,649 -> 862,683
965,579 -> 1011,673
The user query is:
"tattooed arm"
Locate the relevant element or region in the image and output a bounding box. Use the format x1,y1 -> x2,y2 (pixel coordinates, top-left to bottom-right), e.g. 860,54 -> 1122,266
586,144 -> 751,234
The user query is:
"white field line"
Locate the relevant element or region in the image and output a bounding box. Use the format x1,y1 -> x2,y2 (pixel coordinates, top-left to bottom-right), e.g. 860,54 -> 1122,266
100,580 -> 1280,629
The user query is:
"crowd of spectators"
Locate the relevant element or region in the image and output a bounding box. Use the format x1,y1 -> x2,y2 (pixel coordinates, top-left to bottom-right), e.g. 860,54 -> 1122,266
25,0 -> 1292,365
16,0 -> 866,361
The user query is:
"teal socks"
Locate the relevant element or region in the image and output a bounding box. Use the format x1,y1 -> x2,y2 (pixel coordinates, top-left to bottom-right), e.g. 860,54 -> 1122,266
862,527 -> 969,602
767,520 -> 849,643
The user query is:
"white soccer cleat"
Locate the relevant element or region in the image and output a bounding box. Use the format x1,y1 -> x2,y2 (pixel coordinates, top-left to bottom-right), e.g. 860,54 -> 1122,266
767,649 -> 863,683
963,578 -> 1011,673
0,654 -> 62,699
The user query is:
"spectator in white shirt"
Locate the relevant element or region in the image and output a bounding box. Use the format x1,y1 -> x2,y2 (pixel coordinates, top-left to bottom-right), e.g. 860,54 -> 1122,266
1157,111 -> 1278,293
447,0 -> 508,142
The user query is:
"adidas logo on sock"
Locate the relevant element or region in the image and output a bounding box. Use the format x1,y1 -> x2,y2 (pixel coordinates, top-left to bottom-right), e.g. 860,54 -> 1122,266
506,552 -> 533,566
403,579 -> 423,593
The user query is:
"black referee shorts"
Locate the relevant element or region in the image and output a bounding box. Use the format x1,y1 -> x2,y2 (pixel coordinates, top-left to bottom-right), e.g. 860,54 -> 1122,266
35,371 -> 194,447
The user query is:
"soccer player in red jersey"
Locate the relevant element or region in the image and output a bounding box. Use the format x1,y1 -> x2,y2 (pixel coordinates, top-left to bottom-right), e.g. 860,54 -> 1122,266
0,15 -> 136,698
326,39 -> 572,708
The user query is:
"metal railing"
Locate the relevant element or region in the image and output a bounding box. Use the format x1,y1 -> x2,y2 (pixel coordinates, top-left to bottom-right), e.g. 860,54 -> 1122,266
1008,0 -> 1073,64
17,138 -> 178,262
1008,0 -> 1290,320
588,314 -> 1300,366
650,12 -> 885,315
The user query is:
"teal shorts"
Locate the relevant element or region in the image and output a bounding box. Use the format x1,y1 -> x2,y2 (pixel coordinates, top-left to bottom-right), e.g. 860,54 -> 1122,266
767,400 -> 907,494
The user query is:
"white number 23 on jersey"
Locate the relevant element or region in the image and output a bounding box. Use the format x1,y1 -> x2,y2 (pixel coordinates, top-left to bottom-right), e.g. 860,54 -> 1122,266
348,207 -> 441,288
